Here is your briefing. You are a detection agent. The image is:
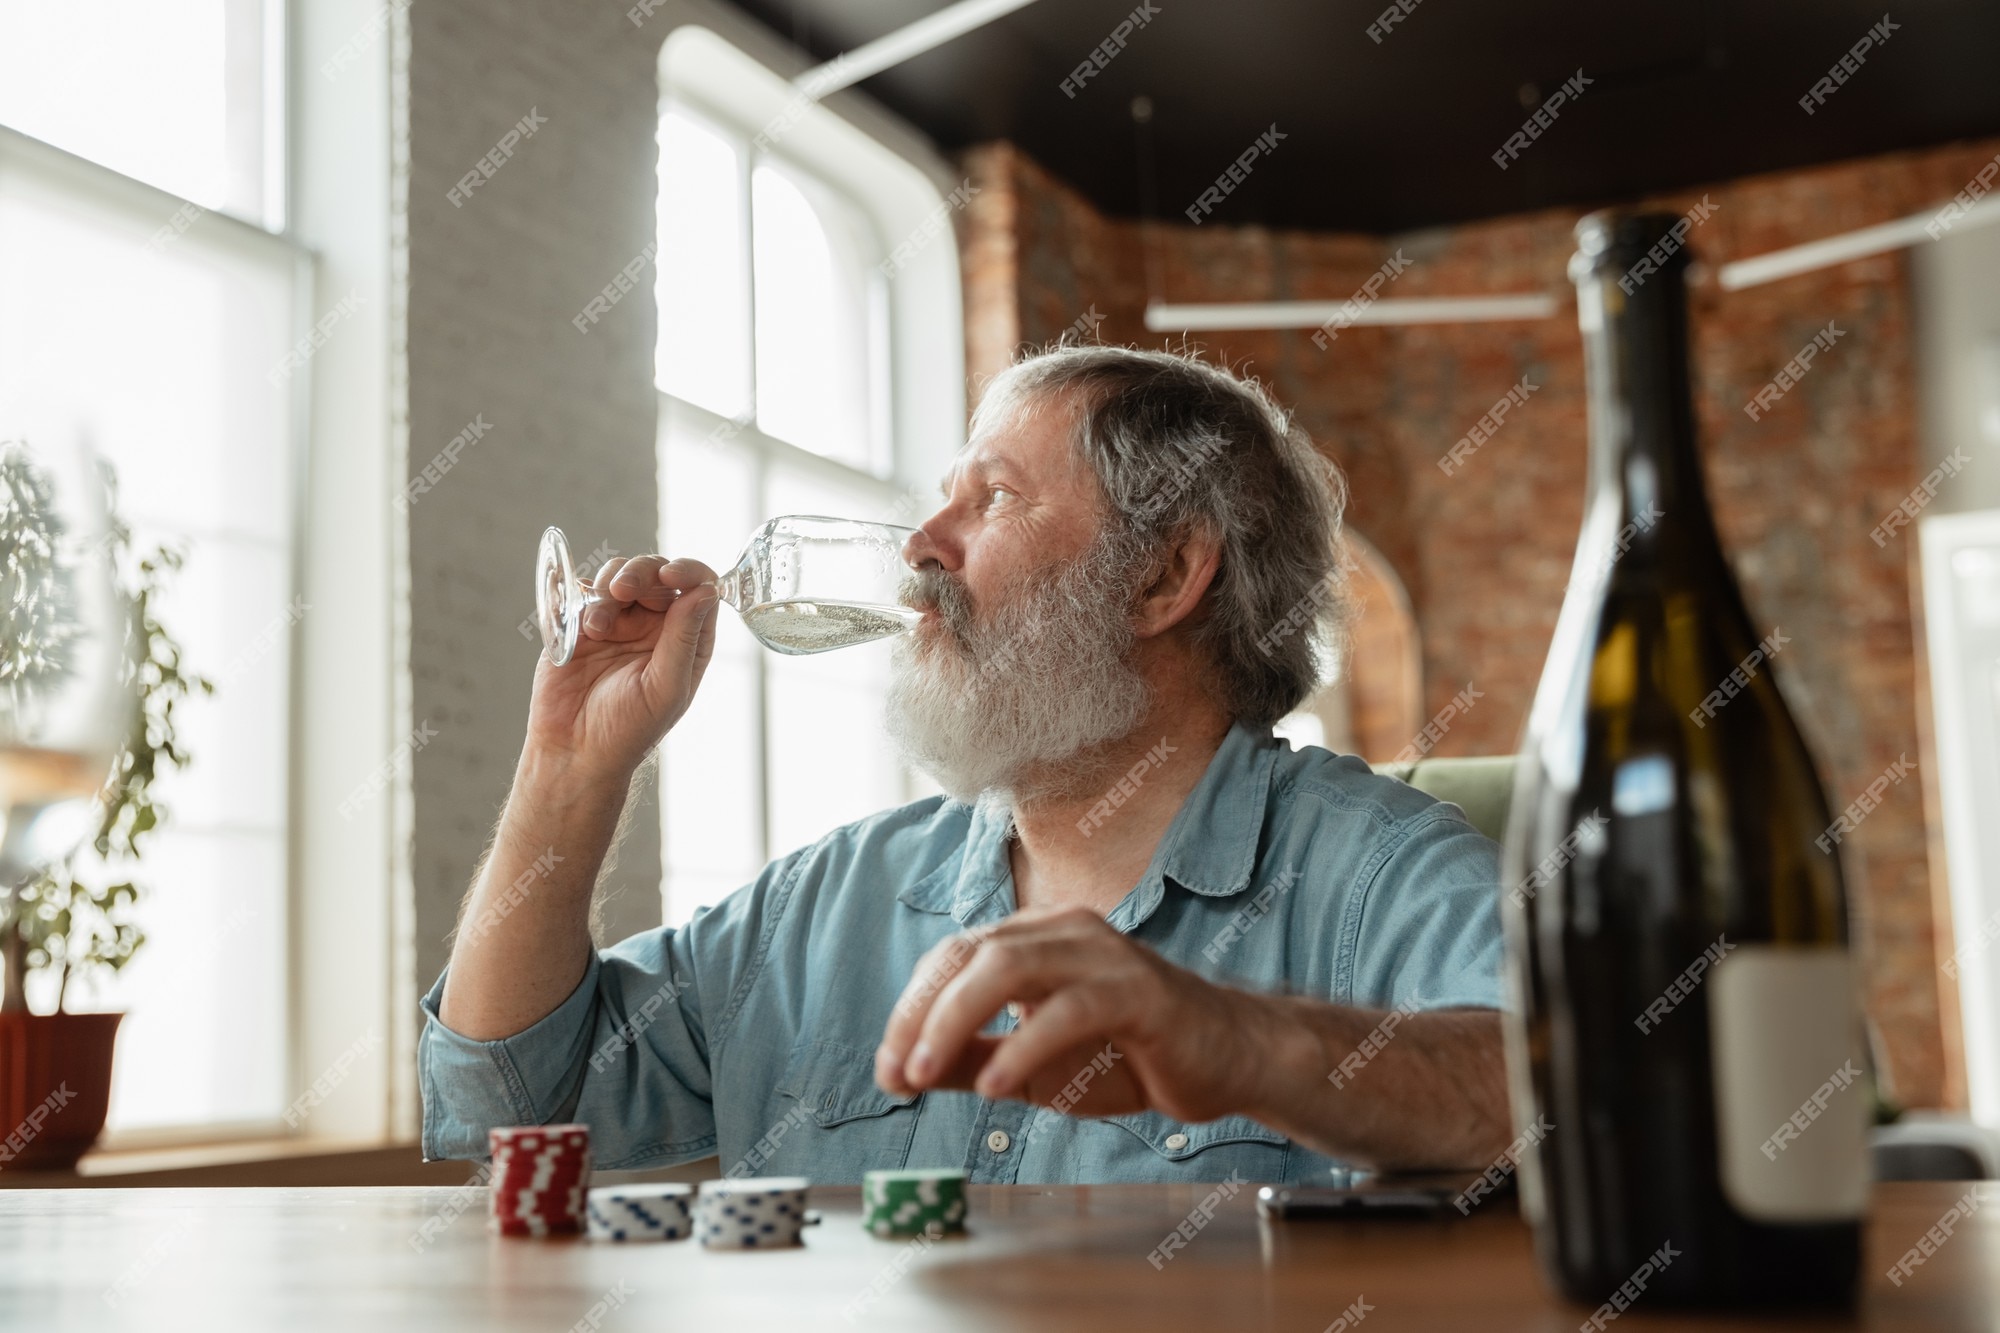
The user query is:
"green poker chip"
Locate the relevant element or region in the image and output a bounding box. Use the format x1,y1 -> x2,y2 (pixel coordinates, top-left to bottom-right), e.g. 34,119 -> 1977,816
862,1168 -> 969,1238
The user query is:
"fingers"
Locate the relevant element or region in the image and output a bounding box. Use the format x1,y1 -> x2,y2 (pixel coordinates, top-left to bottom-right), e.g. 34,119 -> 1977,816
582,557 -> 629,636
877,928 -> 992,1096
610,556 -> 718,610
640,580 -> 719,716
887,928 -> 1112,1096
971,988 -> 1121,1104
583,556 -> 718,639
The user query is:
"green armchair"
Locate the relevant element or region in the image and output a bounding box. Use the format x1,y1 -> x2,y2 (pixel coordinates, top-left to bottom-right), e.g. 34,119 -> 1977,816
1370,755 -> 1516,842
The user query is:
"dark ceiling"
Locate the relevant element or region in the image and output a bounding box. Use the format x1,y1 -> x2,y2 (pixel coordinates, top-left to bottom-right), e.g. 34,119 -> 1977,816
724,0 -> 2000,234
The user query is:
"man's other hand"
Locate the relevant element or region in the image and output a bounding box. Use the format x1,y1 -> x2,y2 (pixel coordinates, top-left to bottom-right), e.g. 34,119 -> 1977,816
874,908 -> 1273,1125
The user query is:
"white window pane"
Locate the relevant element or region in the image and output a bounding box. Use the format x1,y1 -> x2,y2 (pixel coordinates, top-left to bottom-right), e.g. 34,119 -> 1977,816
663,401 -> 757,568
661,408 -> 760,924
1,148 -> 295,1136
1273,711 -> 1327,752
0,2 -> 277,226
765,461 -> 900,528
0,187 -> 293,543
71,831 -> 288,1133
144,533 -> 293,833
766,662 -> 906,854
656,109 -> 750,420
752,163 -> 880,473
661,653 -> 761,921
762,456 -> 909,850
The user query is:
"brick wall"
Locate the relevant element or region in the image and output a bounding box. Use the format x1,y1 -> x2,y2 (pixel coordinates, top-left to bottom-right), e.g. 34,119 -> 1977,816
958,135 -> 2000,1108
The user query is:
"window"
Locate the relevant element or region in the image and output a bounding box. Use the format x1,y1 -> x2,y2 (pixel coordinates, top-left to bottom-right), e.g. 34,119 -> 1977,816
0,1 -> 285,229
0,4 -> 296,1138
655,28 -> 964,925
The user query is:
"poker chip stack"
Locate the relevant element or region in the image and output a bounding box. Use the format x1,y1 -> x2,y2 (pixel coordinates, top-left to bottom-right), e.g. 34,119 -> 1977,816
488,1124 -> 591,1236
696,1177 -> 810,1248
586,1183 -> 693,1242
861,1168 -> 968,1239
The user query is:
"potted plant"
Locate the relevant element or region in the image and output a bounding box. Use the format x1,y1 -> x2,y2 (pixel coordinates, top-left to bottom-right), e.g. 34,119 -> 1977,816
0,463 -> 209,1171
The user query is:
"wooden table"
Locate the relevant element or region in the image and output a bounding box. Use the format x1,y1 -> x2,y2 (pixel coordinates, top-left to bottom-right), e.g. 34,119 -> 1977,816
1,1181 -> 1993,1330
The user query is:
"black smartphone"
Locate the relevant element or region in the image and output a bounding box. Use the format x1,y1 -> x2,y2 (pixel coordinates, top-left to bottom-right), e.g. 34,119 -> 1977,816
1256,1171 -> 1497,1220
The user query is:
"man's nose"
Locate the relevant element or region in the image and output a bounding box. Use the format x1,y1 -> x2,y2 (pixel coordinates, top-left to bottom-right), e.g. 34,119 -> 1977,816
905,511 -> 962,572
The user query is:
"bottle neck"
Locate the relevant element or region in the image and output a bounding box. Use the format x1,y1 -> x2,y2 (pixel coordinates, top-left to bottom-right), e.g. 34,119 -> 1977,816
1575,259 -> 1724,562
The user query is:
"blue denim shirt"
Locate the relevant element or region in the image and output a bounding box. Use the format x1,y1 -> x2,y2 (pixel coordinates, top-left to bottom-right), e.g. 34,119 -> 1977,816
419,724 -> 1503,1183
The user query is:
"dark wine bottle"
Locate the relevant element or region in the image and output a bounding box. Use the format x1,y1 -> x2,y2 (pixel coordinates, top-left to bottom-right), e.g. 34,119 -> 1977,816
1500,211 -> 1866,1310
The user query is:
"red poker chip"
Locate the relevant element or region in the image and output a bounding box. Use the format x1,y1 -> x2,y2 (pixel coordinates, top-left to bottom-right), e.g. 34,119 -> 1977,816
492,1183 -> 585,1208
492,1160 -> 589,1179
493,1176 -> 586,1196
492,1160 -> 589,1183
492,1156 -> 588,1175
490,1125 -> 588,1152
486,1125 -> 592,1236
490,1217 -> 581,1236
492,1187 -> 585,1209
492,1143 -> 588,1159
494,1200 -> 584,1216
492,1188 -> 583,1209
495,1186 -> 584,1201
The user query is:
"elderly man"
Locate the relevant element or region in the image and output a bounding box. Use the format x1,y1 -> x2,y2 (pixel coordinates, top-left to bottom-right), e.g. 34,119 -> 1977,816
421,344 -> 1509,1183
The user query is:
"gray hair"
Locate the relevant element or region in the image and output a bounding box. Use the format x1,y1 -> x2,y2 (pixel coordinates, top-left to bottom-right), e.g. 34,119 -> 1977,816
971,344 -> 1352,726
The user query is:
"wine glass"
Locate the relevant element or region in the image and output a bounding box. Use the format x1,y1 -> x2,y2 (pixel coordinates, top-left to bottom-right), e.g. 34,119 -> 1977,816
535,515 -> 920,666
0,434 -> 127,1008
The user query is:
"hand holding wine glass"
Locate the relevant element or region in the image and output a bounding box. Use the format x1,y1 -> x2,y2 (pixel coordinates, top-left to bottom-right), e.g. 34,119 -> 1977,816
522,550 -> 721,785
524,516 -> 917,781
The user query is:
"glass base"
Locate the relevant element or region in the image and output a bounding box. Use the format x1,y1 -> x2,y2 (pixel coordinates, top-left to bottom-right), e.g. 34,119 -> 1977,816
535,526 -> 581,666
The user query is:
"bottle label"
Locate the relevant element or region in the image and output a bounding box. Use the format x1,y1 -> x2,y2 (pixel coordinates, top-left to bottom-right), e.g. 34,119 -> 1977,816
1706,945 -> 1869,1221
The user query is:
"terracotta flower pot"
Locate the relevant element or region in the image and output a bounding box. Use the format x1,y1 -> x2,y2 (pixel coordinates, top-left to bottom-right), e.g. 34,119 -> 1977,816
0,1011 -> 122,1171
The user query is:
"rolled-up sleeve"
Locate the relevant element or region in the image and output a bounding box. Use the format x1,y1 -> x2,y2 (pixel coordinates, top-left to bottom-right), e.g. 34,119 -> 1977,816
1347,809 -> 1505,1012
418,953 -> 611,1159
417,840 -> 818,1169
419,916 -> 722,1169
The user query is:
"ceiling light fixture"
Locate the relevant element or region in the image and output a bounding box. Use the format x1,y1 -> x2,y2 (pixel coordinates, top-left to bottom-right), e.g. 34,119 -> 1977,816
1719,196 -> 2000,290
794,0 -> 1045,99
1143,293 -> 1560,333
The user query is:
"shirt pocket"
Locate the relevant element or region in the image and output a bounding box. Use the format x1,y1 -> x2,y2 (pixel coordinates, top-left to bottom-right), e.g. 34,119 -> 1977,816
1102,1110 -> 1291,1183
772,1039 -> 923,1179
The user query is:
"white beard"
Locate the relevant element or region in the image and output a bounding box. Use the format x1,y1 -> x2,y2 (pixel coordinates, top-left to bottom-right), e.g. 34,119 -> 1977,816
885,540 -> 1151,807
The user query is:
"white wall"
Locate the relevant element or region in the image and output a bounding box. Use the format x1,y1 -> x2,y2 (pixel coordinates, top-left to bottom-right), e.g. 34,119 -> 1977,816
1915,218 -> 2000,515
1914,213 -> 2000,1123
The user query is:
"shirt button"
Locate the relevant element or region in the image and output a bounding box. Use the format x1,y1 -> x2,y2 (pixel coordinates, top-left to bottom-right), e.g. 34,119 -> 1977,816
986,1129 -> 1011,1153
1164,1132 -> 1190,1151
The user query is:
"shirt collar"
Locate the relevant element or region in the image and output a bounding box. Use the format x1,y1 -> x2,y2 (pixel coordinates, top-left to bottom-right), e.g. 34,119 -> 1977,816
1151,721 -> 1280,898
897,797 -> 1014,926
896,722 -> 1280,929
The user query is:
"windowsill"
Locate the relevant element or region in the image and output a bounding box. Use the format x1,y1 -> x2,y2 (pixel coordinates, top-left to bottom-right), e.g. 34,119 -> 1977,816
0,1137 -> 475,1189
0,1139 -> 727,1190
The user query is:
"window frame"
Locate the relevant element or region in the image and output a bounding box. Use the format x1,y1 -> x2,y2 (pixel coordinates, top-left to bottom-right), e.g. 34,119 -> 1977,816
0,114 -> 309,1146
654,24 -> 965,920
660,89 -> 898,479
2,0 -> 411,1152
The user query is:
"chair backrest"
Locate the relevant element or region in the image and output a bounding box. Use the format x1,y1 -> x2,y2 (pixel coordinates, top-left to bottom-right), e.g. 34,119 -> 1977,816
1371,755 -> 1516,843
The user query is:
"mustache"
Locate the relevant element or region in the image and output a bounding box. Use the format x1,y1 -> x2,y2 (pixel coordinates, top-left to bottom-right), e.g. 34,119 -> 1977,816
900,568 -> 976,643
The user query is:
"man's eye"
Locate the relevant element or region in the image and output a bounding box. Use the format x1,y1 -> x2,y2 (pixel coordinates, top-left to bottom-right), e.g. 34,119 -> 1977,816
987,487 -> 1013,508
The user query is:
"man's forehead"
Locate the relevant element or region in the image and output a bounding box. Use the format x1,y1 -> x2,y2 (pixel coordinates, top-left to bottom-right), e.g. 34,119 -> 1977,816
944,393 -> 1086,491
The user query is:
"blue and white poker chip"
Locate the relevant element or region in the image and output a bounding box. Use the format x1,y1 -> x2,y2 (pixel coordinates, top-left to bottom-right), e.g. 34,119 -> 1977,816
696,1176 -> 811,1249
585,1182 -> 693,1242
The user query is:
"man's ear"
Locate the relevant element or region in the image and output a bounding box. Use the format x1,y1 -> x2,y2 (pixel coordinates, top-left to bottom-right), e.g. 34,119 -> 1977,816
1133,526 -> 1222,640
